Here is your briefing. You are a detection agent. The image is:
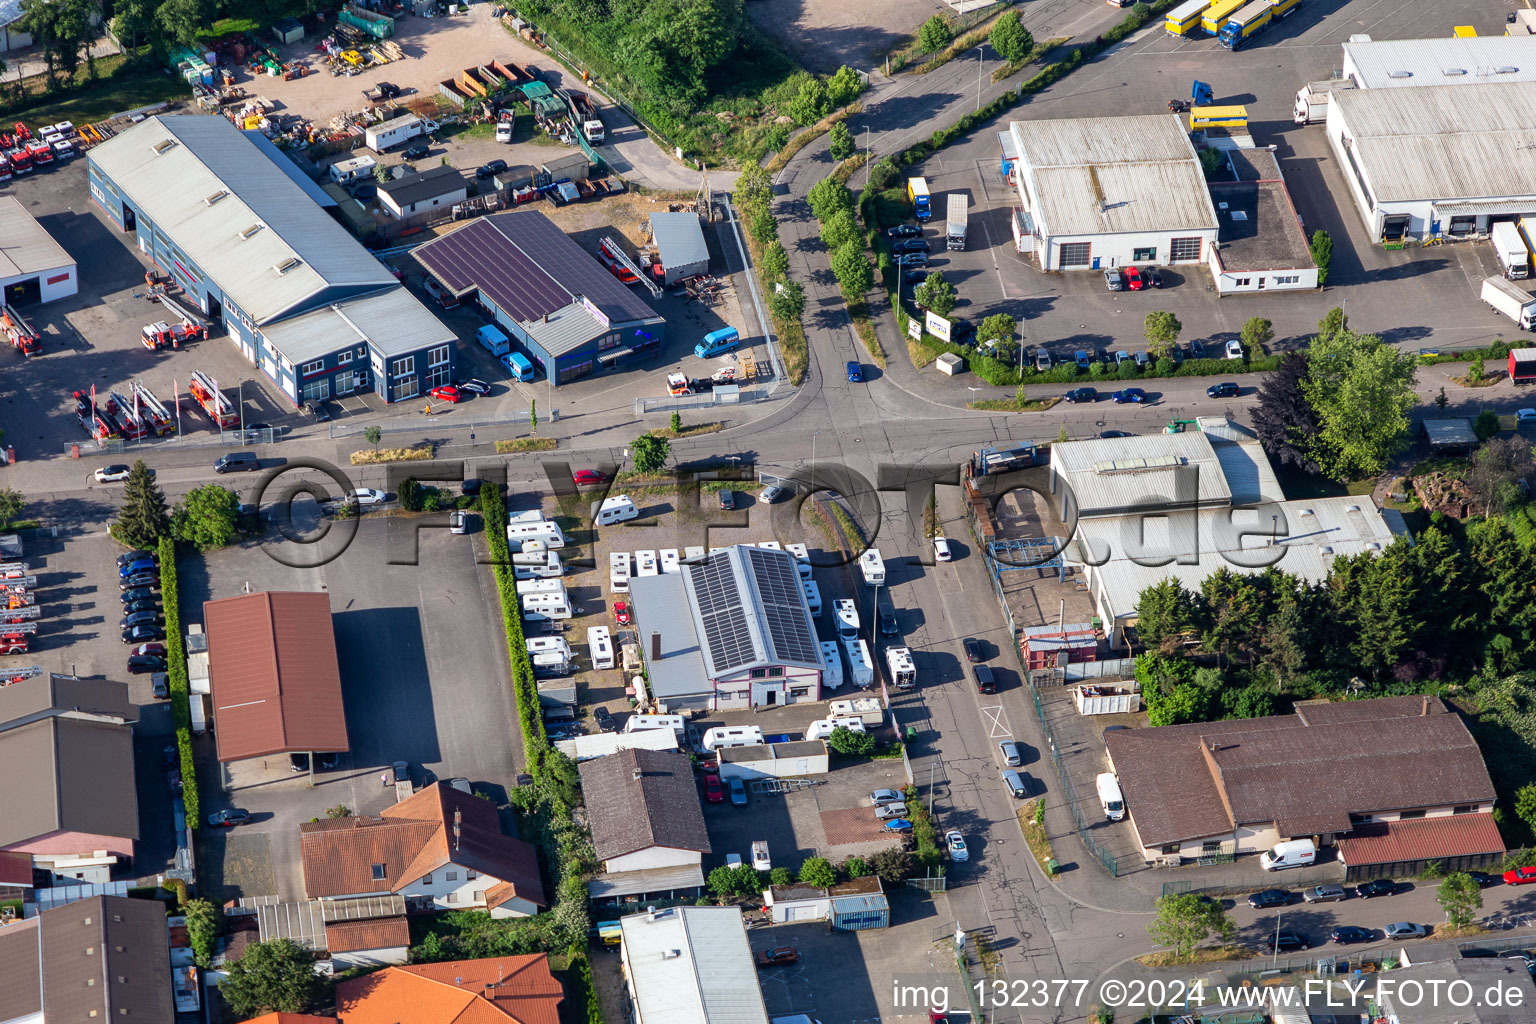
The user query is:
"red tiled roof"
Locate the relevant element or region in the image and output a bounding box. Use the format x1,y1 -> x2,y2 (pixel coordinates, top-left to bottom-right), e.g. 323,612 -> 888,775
1337,813 -> 1505,866
204,591 -> 349,762
0,851 -> 32,887
335,954 -> 562,1024
324,916 -> 410,955
240,1014 -> 338,1024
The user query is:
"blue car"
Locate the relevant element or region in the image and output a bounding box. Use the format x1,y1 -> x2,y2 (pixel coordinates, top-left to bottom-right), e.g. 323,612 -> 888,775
119,557 -> 157,578
846,361 -> 864,383
1112,388 -> 1146,404
728,777 -> 747,806
1075,350 -> 1091,371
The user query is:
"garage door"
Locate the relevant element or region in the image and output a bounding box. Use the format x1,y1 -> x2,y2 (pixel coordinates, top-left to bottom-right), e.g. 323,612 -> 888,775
789,904 -> 824,922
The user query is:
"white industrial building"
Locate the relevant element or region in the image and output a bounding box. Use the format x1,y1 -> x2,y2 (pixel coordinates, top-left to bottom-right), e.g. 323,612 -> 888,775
619,906 -> 770,1024
1005,114 -> 1218,272
1341,34 -> 1536,89
0,196 -> 78,305
1051,421 -> 1410,646
1325,81 -> 1536,242
1207,149 -> 1318,295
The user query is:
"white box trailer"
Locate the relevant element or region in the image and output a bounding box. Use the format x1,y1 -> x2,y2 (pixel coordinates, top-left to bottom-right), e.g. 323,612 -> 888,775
802,580 -> 822,616
819,641 -> 843,690
625,714 -> 686,738
526,636 -> 572,657
1073,684 -> 1142,715
1482,275 -> 1536,330
660,549 -> 681,574
635,550 -> 659,576
330,154 -> 377,184
1292,79 -> 1355,125
365,114 -> 423,152
786,543 -> 811,580
513,552 -> 563,579
523,603 -> 572,622
587,626 -> 615,670
508,521 -> 566,548
885,646 -> 916,689
828,696 -> 883,726
515,578 -> 566,598
834,599 -> 859,640
859,548 -> 885,586
946,194 -> 968,251
843,638 -> 873,687
609,551 -> 632,593
1492,221 -> 1531,280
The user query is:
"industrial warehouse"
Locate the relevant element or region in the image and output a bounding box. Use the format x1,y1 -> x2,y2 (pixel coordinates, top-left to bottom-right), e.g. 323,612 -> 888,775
86,115 -> 456,405
0,196 -> 77,306
412,209 -> 666,386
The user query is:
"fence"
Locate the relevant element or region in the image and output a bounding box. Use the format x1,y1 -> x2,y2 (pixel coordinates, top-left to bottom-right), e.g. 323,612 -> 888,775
66,425 -> 285,457
632,383 -> 784,415
1063,657 -> 1135,681
325,406 -> 549,440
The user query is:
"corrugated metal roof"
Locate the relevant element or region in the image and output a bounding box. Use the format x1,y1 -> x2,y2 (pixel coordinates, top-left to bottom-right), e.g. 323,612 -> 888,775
586,863 -> 705,898
684,546 -> 821,678
0,0 -> 19,29
1423,417 -> 1479,447
242,130 -> 336,209
1331,82 -> 1536,202
524,301 -> 607,358
628,572 -> 712,699
650,212 -> 709,271
1337,814 -> 1504,866
1343,35 -> 1536,89
1009,115 -> 1218,236
0,718 -> 139,847
619,907 -> 770,1024
88,116 -> 396,324
258,287 -> 456,364
0,196 -> 74,279
203,591 -> 349,761
1050,432 -> 1234,517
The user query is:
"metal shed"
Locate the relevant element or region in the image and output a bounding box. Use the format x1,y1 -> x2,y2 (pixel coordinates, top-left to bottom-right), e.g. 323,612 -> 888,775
271,17 -> 304,43
649,212 -> 709,285
1422,418 -> 1479,450
718,740 -> 828,781
539,151 -> 590,183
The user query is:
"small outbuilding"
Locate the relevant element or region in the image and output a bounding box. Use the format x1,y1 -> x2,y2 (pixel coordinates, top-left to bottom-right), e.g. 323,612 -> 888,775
936,352 -> 965,376
763,876 -> 889,929
0,196 -> 78,305
1422,418 -> 1479,451
648,212 -> 709,285
376,165 -> 468,220
717,739 -> 828,781
271,17 -> 304,44
540,151 -> 590,184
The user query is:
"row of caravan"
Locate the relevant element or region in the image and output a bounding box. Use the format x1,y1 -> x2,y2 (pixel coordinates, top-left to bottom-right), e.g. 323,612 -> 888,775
609,540 -> 814,594
505,497 -> 641,552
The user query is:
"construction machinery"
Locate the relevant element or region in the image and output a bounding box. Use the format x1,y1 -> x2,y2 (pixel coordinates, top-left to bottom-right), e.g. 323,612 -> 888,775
74,389 -> 122,442
188,370 -> 239,429
1,304 -> 41,356
1165,420 -> 1201,434
105,391 -> 149,440
132,381 -> 177,436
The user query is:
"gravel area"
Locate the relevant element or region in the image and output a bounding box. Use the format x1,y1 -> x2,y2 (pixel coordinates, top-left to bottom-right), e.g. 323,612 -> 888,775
747,0 -> 953,73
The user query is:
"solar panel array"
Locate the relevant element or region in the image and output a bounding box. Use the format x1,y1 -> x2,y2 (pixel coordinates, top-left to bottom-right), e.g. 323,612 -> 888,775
688,557 -> 756,674
745,547 -> 820,666
413,217 -> 569,323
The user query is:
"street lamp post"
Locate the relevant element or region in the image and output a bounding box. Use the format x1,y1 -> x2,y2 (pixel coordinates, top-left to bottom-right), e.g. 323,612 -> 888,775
976,46 -> 985,111
811,430 -> 821,496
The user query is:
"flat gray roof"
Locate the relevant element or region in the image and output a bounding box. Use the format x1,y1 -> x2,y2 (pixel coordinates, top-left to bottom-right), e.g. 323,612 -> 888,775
650,212 -> 709,270
1209,180 -> 1315,273
628,572 -> 712,699
0,197 -> 74,280
256,287 -> 456,363
1343,36 -> 1536,89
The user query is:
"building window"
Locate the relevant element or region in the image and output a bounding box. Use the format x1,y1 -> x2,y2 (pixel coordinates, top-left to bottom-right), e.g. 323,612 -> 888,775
300,358 -> 325,376
1201,840 -> 1222,853
371,863 -> 386,880
789,687 -> 810,697
1169,237 -> 1202,262
1398,809 -> 1426,820
558,359 -> 594,384
1058,241 -> 1091,268
301,379 -> 330,403
428,344 -> 450,367
1133,247 -> 1156,262
337,350 -> 352,364
467,870 -> 478,880
392,377 -> 420,402
393,355 -> 415,377
1454,805 -> 1478,814
335,371 -> 358,395
422,873 -> 432,884
473,890 -> 485,902
1233,278 -> 1250,286
446,871 -> 458,882
598,332 -> 622,352
426,362 -> 452,388
446,892 -> 458,903
1160,843 -> 1180,855
750,668 -> 766,679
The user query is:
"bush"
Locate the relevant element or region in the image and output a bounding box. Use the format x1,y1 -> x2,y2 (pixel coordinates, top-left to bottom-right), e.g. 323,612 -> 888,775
185,898 -> 220,968
828,120 -> 854,161
1310,229 -> 1333,286
798,857 -> 836,888
919,15 -> 953,53
827,726 -> 876,755
480,485 -> 547,773
1475,409 -> 1501,440
158,536 -> 199,828
768,867 -> 793,886
841,856 -> 868,879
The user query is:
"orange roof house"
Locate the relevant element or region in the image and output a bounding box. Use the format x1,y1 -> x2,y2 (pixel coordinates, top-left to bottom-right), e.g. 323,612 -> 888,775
335,955 -> 562,1024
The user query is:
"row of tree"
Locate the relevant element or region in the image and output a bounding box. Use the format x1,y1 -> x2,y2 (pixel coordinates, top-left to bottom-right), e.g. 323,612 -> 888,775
114,460 -> 240,550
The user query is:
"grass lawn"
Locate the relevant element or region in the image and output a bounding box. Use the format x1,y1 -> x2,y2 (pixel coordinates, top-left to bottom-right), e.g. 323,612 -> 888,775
1273,464 -> 1375,500
202,17 -> 262,37
0,57 -> 190,128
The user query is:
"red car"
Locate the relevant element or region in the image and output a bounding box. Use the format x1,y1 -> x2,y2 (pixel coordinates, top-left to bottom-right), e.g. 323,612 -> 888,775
703,774 -> 724,803
429,385 -> 462,403
614,600 -> 631,626
573,469 -> 607,486
1124,266 -> 1145,291
1504,866 -> 1536,885
132,642 -> 167,658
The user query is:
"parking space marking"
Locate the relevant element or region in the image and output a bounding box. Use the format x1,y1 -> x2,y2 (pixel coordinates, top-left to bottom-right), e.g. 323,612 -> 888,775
979,701 -> 1011,740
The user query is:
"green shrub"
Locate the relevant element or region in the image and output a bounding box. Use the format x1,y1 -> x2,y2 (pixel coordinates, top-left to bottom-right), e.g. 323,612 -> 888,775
158,536 -> 199,828
480,486 -> 547,773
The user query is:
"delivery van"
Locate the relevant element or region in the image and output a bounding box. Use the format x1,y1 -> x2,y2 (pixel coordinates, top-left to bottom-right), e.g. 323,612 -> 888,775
694,326 -> 741,359
596,495 -> 639,525
1096,773 -> 1125,821
502,350 -> 535,382
1260,838 -> 1317,871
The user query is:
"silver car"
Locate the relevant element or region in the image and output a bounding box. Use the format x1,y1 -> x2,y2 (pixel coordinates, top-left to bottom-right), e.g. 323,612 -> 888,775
1384,922 -> 1427,940
449,509 -> 469,535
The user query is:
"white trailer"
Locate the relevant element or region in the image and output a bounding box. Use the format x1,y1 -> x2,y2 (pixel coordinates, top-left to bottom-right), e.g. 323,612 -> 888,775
1493,222 -> 1531,279
609,551 -> 632,593
1073,684 -> 1142,715
819,641 -> 844,690
859,548 -> 885,586
843,638 -> 873,687
588,626 -> 615,670
786,543 -> 812,580
1292,79 -> 1356,125
802,580 -> 822,616
526,636 -> 572,658
834,599 -> 860,640
364,114 -> 424,152
828,696 -> 883,726
884,646 -> 916,689
515,578 -> 566,598
635,550 -> 659,577
330,155 -> 378,185
1482,275 -> 1536,330
946,194 -> 968,251
513,552 -> 564,579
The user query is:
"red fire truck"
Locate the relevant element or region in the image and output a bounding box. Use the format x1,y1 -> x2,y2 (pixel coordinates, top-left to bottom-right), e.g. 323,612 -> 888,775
188,370 -> 239,429
132,381 -> 177,436
0,623 -> 36,655
74,390 -> 122,442
105,391 -> 149,440
1,305 -> 40,356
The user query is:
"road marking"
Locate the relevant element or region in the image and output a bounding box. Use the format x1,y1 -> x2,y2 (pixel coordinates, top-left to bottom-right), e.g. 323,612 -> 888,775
979,701 -> 1011,740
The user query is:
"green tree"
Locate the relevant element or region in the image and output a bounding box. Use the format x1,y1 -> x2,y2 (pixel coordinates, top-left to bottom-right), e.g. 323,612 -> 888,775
1317,306 -> 1348,342
364,425 -> 383,448
919,14 -> 953,52
631,433 -> 671,474
749,203 -> 777,246
1302,328 -> 1419,481
759,240 -> 789,280
116,460 -> 170,549
830,240 -> 873,295
670,411 -> 683,434
707,865 -> 736,901
819,208 -> 860,252
373,161 -> 391,184
1240,316 -> 1273,353
397,478 -> 422,512
1135,580 -> 1204,652
220,939 -> 325,1018
807,177 -> 852,221
1468,356 -> 1485,383
735,161 -> 772,210
1436,872 -> 1483,929
798,856 -> 836,887
529,399 -> 538,434
1253,351 -> 1321,473
1146,893 -> 1236,962
1142,311 -> 1182,358
825,65 -> 863,108
769,867 -> 793,886
827,725 -> 876,755
1145,681 -> 1210,726
184,897 -> 220,969
978,313 -> 1014,345
841,856 -> 868,879
0,488 -> 24,530
828,120 -> 855,161
729,863 -> 763,897
786,75 -> 830,125
1310,229 -> 1333,286
768,280 -> 805,324
989,9 -> 1032,62
868,847 -> 915,884
914,271 -> 957,316
1516,782 -> 1536,838
1469,436 -> 1536,517
171,484 -> 240,550
1474,409 -> 1501,441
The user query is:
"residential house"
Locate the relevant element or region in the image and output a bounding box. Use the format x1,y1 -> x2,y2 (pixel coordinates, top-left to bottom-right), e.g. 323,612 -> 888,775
0,894 -> 174,1021
300,782 -> 546,916
335,955 -> 562,1024
619,906 -> 770,1024
0,674 -> 139,883
580,748 -> 710,907
1104,695 -> 1502,876
628,545 -> 822,712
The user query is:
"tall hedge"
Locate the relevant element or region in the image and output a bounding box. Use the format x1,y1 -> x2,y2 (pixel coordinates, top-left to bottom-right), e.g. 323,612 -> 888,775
479,486 -> 548,775
158,535 -> 200,827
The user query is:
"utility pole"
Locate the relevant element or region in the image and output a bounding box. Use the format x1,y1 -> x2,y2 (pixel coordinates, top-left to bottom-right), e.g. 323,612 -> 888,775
976,46 -> 984,111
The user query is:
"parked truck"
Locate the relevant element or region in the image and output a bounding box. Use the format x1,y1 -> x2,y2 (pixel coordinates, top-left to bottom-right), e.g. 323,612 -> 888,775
1483,276 -> 1536,330
1493,222 -> 1531,279
1509,347 -> 1536,385
361,81 -> 401,103
1217,0 -> 1301,49
946,194 -> 968,251
1293,79 -> 1356,125
1,304 -> 41,356
569,91 -> 604,144
907,177 -> 932,221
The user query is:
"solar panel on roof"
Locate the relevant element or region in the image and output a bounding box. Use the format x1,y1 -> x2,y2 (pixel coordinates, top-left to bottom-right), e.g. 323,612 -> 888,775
745,548 -> 819,665
688,557 -> 757,673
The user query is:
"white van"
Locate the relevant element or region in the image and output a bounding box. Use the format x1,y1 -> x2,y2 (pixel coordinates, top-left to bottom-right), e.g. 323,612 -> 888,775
587,626 -> 615,670
515,578 -> 566,598
514,551 -> 563,579
819,642 -> 844,690
660,549 -> 681,574
802,580 -> 822,616
1260,838 -> 1317,871
507,521 -> 566,549
834,599 -> 859,641
635,550 -> 659,577
805,717 -> 866,741
596,495 -> 638,526
702,725 -> 764,751
625,714 -> 685,737
1095,773 -> 1125,821
609,551 -> 632,593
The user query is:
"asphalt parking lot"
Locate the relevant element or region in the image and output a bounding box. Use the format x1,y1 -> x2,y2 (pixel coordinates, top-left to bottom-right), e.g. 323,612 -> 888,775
893,0 -> 1521,370
179,509 -> 519,900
